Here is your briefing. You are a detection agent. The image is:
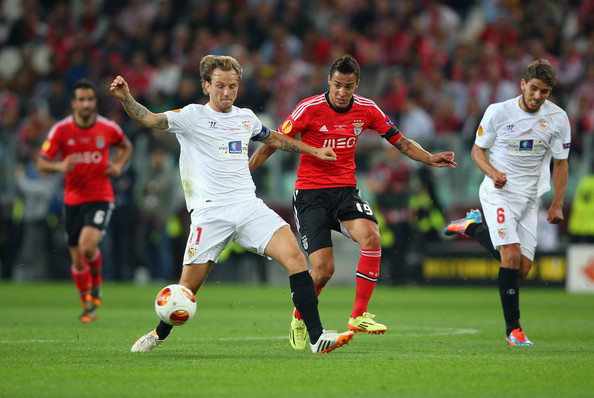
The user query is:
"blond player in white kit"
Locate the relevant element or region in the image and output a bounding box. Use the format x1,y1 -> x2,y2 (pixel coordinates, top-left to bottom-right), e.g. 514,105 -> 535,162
445,59 -> 570,346
110,55 -> 354,354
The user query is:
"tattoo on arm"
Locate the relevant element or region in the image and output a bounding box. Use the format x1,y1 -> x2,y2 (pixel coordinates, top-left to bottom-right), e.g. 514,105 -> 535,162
396,137 -> 430,165
123,97 -> 168,129
123,97 -> 148,120
155,116 -> 168,129
395,137 -> 411,154
278,138 -> 300,152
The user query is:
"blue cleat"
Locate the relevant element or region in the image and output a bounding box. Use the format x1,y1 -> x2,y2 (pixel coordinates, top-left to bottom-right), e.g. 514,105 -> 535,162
444,209 -> 483,236
506,328 -> 533,346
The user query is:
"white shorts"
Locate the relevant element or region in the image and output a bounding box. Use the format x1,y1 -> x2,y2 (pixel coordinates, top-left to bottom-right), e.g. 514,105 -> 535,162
182,198 -> 289,265
479,179 -> 538,261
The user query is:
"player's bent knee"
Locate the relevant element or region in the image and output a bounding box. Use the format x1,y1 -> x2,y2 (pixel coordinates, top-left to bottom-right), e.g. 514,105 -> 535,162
280,251 -> 308,274
315,267 -> 334,285
79,245 -> 98,260
518,265 -> 533,279
358,231 -> 381,249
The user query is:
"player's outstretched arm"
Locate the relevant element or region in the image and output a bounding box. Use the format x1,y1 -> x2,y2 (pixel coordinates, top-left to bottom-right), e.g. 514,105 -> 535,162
110,76 -> 169,130
394,136 -> 456,168
261,130 -> 336,162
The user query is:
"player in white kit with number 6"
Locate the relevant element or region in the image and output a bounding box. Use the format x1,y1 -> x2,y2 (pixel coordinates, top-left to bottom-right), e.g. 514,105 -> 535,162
445,59 -> 570,346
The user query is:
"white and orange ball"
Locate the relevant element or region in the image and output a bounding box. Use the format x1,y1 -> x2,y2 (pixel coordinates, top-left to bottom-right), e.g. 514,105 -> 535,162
154,284 -> 197,326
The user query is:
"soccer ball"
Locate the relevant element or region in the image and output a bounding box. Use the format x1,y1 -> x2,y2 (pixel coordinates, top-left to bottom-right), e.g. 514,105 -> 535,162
154,284 -> 197,326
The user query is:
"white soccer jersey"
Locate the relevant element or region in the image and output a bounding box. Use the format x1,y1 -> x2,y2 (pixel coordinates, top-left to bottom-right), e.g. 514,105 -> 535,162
165,104 -> 269,210
475,96 -> 571,197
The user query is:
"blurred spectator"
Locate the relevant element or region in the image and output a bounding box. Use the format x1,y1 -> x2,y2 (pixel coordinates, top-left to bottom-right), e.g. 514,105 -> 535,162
398,98 -> 435,141
121,51 -> 154,101
367,145 -> 412,284
151,0 -> 176,34
0,80 -> 20,279
557,41 -> 585,96
101,163 -> 138,281
417,0 -> 461,44
5,0 -> 45,47
135,144 -> 181,281
149,53 -> 181,98
476,61 -> 518,111
17,103 -> 52,161
77,0 -> 109,44
433,98 -> 461,134
380,70 -> 409,120
568,171 -> 594,243
276,0 -> 314,40
13,153 -> 61,280
260,24 -> 302,66
9,45 -> 41,97
40,73 -> 69,120
408,167 -> 445,247
117,0 -> 157,40
460,97 -> 483,150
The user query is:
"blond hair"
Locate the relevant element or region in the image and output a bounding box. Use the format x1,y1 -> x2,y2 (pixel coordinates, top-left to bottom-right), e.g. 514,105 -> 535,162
199,55 -> 243,95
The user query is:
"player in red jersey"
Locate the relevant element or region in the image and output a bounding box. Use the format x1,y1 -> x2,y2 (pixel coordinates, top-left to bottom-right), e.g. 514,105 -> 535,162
250,55 -> 456,349
38,79 -> 133,322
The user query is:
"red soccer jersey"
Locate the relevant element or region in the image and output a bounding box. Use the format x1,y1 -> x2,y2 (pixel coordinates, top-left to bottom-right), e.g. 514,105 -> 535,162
279,93 -> 401,189
40,115 -> 126,205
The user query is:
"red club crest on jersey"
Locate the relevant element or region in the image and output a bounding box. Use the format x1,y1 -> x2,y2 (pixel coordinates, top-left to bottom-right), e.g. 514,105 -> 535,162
96,136 -> 105,149
353,122 -> 364,136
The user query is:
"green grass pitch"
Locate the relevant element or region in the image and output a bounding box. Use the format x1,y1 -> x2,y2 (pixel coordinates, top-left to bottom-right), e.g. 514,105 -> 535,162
0,281 -> 592,397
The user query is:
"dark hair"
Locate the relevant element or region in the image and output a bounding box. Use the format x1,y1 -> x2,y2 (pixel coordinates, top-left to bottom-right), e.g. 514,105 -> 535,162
523,59 -> 557,87
72,79 -> 97,97
199,55 -> 243,95
329,55 -> 360,81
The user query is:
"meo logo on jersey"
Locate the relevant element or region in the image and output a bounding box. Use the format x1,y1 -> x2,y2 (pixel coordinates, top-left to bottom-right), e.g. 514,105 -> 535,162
323,137 -> 357,148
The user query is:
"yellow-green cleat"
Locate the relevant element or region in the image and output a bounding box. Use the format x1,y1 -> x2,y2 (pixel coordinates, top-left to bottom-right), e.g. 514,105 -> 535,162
289,308 -> 307,350
348,312 -> 387,334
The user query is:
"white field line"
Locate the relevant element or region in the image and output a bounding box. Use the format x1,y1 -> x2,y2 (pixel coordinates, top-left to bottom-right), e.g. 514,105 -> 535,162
0,327 -> 478,344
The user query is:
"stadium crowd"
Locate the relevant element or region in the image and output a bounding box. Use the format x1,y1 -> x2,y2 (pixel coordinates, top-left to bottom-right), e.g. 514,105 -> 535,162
1,0 -> 593,282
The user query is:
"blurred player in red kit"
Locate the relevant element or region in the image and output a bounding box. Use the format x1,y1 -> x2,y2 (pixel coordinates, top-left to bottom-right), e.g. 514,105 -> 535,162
38,79 -> 133,322
250,55 -> 457,349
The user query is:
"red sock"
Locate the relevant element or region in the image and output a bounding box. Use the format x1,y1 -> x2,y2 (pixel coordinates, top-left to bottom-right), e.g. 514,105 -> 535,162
351,248 -> 381,318
294,270 -> 324,320
71,264 -> 91,308
88,249 -> 102,287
